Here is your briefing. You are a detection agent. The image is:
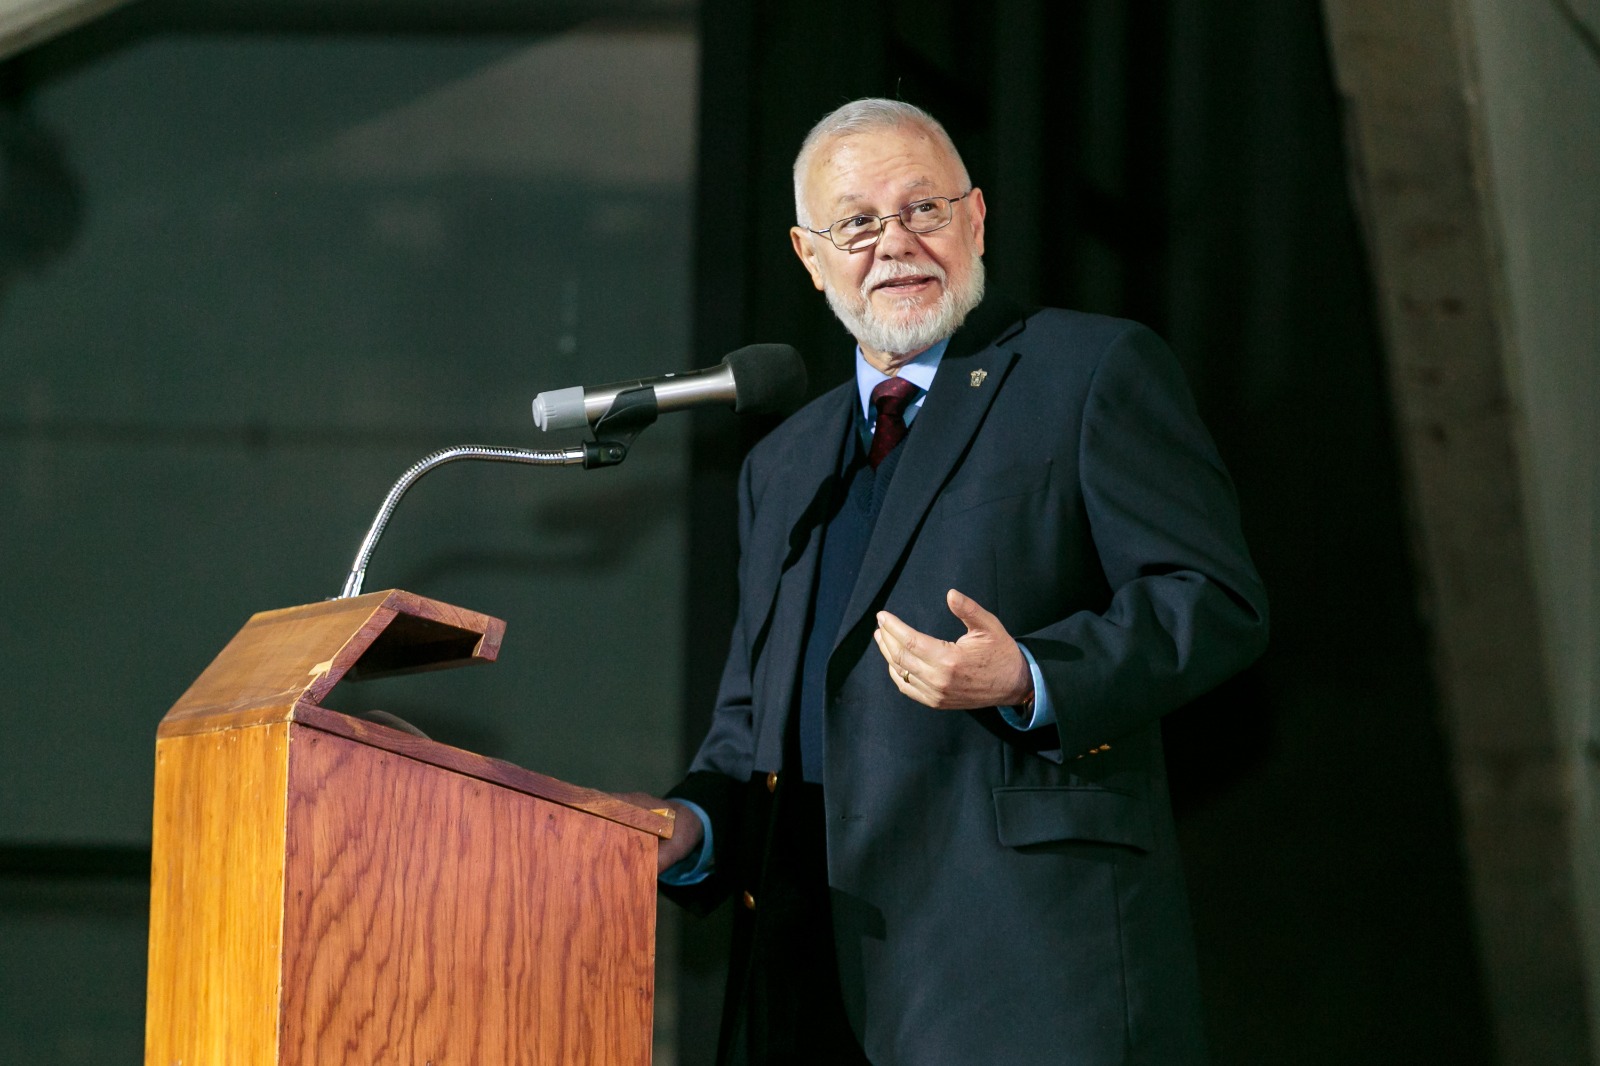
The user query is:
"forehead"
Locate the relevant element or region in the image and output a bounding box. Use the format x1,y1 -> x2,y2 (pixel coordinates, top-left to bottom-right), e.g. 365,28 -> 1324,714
805,128 -> 960,212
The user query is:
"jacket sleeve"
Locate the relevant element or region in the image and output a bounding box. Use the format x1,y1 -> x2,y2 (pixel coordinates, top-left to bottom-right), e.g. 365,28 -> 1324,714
1020,323 -> 1269,758
661,452 -> 762,914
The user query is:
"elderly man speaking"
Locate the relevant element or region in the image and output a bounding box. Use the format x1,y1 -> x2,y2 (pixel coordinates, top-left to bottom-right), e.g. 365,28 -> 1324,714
623,98 -> 1268,1065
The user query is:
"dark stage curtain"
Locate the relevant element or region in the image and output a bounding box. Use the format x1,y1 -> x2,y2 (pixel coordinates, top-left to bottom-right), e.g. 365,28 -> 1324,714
681,1 -> 1494,1063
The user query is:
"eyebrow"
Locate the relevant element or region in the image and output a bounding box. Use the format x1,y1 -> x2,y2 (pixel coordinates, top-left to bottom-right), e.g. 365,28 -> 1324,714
831,178 -> 938,211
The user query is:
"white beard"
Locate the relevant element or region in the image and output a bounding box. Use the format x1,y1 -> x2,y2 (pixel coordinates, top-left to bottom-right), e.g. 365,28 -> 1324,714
824,255 -> 986,360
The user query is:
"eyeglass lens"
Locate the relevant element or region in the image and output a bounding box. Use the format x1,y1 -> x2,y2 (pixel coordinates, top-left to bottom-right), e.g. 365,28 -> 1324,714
830,196 -> 955,250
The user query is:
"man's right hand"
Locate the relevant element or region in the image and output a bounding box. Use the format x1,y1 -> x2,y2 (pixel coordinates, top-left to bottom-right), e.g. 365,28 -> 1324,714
615,792 -> 704,874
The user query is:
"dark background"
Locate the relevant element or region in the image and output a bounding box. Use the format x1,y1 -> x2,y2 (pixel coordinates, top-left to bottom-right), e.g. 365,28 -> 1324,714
682,0 -> 1492,1062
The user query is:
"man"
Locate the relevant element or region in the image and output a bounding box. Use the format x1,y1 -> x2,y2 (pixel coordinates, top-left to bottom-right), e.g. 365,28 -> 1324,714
626,98 -> 1268,1065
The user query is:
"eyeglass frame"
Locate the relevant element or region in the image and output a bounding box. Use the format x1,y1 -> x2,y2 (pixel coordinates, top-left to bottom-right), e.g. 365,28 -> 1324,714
804,190 -> 975,251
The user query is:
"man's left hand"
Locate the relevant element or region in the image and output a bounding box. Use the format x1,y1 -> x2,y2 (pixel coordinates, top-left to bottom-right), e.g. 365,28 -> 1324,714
874,589 -> 1033,710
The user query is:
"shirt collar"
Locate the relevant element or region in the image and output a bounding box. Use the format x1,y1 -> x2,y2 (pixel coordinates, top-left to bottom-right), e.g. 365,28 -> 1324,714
854,337 -> 949,422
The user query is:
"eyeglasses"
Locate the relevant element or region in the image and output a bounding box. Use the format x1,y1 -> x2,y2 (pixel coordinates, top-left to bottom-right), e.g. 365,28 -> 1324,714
806,191 -> 973,251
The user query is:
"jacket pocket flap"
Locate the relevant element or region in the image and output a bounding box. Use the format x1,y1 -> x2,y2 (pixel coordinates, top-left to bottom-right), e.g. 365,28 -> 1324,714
992,786 -> 1153,852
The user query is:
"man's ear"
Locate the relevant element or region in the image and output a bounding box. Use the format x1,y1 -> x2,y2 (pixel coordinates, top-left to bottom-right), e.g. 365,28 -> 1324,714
967,187 -> 987,257
790,227 -> 828,291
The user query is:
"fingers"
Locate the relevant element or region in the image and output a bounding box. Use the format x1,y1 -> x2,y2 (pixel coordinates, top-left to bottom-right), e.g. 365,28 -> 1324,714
615,791 -> 665,809
875,591 -> 1003,677
886,658 -> 932,702
655,800 -> 704,872
615,793 -> 703,873
873,612 -> 944,682
874,610 -> 932,670
946,588 -> 1002,634
875,619 -> 961,710
655,800 -> 703,872
873,608 -> 924,655
873,592 -> 1028,710
874,624 -> 939,706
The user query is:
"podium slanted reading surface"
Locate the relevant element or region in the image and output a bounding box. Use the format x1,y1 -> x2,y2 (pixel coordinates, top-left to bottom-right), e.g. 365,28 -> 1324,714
145,589 -> 673,1066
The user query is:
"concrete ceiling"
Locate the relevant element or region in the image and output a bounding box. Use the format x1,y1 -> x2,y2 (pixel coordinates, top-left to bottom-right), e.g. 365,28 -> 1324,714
1,0 -> 696,62
0,0 -> 135,61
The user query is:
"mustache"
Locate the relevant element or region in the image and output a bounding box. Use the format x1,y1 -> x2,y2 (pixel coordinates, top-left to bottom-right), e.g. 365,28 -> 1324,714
860,259 -> 947,298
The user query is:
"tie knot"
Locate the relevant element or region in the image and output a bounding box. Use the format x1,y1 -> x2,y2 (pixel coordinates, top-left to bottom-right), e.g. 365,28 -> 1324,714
866,376 -> 920,470
870,375 -> 919,418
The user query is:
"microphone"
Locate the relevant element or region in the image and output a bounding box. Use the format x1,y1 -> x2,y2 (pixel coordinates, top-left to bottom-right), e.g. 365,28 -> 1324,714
531,344 -> 806,432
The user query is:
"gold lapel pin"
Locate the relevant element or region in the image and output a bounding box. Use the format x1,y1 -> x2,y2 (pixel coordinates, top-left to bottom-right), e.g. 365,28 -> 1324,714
970,369 -> 988,388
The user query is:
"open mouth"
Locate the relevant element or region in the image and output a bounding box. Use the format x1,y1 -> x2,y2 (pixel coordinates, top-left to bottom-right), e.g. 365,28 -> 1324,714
871,273 -> 937,294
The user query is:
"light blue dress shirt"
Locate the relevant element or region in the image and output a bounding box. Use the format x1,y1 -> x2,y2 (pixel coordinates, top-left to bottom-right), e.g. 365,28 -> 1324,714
660,342 -> 1058,886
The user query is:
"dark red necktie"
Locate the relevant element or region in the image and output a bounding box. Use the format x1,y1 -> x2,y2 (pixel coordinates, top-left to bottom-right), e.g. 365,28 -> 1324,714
867,376 -> 920,469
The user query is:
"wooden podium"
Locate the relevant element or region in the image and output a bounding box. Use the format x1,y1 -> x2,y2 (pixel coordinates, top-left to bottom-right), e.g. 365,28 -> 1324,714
144,589 -> 673,1066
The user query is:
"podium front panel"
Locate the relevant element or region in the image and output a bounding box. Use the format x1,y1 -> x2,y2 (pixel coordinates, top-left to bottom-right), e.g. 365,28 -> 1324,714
278,725 -> 657,1066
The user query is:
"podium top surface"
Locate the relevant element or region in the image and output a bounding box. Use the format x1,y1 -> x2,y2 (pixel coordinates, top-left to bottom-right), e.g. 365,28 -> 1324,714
165,589 -> 502,731
159,590 -> 672,838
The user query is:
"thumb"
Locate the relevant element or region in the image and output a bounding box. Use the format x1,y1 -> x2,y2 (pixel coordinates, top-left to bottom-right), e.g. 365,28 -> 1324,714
947,588 -> 1001,636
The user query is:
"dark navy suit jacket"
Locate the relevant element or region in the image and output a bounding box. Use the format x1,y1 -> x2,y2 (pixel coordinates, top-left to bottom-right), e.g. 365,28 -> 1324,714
667,300 -> 1269,1064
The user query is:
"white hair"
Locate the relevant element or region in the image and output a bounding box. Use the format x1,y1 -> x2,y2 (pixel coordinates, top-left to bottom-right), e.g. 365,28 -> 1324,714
792,98 -> 972,227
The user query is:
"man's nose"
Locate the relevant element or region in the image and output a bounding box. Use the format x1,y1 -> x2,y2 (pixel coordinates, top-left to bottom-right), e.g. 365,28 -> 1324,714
876,216 -> 922,257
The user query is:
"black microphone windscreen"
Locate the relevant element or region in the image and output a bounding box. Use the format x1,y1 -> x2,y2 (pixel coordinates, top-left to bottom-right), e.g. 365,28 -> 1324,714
724,344 -> 808,415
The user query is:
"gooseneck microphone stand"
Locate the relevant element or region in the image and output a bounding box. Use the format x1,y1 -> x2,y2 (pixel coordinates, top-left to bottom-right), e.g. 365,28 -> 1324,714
336,387 -> 660,599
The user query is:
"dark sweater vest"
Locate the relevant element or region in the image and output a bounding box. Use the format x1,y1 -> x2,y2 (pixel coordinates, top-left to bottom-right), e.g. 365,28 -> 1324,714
736,408 -> 908,1065
796,412 -> 908,782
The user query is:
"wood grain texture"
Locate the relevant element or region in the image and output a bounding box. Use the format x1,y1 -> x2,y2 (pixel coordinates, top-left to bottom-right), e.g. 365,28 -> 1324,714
145,724 -> 291,1066
147,591 -> 664,1066
158,587 -> 669,838
161,591 -> 504,739
279,726 -> 658,1066
296,705 -> 674,839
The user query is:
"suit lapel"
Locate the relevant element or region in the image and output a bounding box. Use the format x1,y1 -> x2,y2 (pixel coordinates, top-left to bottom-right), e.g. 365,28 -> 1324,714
742,381 -> 854,752
832,306 -> 1028,652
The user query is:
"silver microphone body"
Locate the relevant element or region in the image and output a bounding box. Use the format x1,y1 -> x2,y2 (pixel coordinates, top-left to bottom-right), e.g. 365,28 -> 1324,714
531,345 -> 806,432
532,363 -> 736,432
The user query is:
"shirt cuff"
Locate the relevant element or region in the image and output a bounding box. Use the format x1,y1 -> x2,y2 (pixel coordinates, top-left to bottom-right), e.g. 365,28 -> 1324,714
999,645 -> 1057,730
658,798 -> 715,886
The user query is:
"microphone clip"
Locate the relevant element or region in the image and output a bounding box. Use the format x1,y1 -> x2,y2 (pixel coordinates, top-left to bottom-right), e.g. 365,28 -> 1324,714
581,385 -> 659,469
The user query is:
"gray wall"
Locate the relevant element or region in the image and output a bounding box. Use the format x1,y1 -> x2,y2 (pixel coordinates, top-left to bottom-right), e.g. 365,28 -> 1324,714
1463,0 -> 1600,1053
1,25 -> 698,1063
1322,0 -> 1600,1057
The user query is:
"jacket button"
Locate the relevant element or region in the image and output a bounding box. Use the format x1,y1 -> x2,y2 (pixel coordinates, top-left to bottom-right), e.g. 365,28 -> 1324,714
742,890 -> 756,911
766,771 -> 778,793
